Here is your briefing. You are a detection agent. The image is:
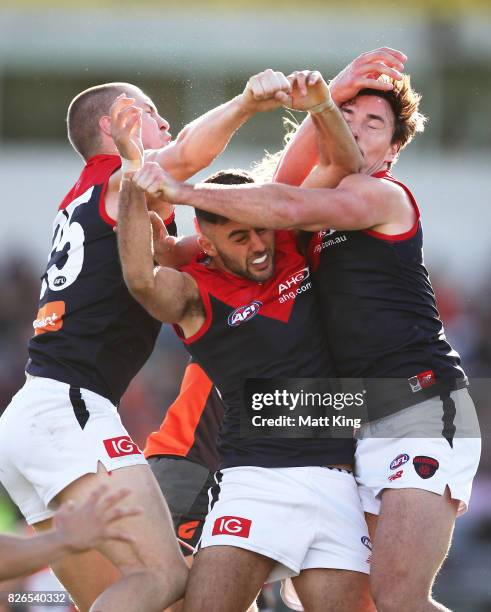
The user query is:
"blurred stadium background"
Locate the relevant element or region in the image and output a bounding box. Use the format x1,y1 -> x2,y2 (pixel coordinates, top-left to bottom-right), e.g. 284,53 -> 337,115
0,1 -> 490,610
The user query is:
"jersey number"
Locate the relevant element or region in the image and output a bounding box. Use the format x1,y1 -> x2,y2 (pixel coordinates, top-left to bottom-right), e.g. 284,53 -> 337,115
40,187 -> 93,299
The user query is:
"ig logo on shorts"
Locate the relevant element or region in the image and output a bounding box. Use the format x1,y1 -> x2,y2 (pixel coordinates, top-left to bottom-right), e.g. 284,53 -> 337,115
212,516 -> 252,538
103,436 -> 142,458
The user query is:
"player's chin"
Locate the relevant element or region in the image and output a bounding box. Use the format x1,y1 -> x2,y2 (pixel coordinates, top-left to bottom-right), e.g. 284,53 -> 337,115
248,263 -> 274,283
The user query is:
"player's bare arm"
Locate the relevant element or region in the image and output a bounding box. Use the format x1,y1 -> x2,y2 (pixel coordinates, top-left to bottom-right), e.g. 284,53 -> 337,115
110,69 -> 291,180
275,47 -> 407,186
282,69 -> 363,188
146,69 -> 292,179
147,211 -> 202,269
134,163 -> 408,232
106,70 -> 292,220
0,486 -> 141,581
117,178 -> 204,337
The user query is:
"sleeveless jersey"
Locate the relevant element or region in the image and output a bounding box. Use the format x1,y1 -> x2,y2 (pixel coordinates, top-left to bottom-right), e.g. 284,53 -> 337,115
309,170 -> 464,416
144,360 -> 223,472
26,154 -> 176,405
178,231 -> 354,469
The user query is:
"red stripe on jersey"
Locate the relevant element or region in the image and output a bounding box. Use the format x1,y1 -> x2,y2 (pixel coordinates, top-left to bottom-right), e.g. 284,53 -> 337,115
179,231 -> 309,341
363,170 -> 421,242
144,362 -> 213,458
60,154 -> 121,227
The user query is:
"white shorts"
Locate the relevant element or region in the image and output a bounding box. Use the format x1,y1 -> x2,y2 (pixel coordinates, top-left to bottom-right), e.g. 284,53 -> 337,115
199,465 -> 371,584
355,388 -> 481,516
0,375 -> 147,524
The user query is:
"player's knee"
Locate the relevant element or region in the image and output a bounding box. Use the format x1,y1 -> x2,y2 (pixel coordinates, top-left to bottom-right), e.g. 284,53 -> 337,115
130,563 -> 188,605
371,576 -> 430,612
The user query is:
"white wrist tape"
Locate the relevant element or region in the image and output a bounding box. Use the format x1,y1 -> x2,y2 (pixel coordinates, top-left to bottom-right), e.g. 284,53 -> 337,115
308,99 -> 336,114
121,157 -> 143,174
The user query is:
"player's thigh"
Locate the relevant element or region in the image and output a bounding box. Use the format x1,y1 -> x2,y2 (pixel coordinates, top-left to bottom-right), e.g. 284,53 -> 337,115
291,568 -> 374,612
365,513 -> 378,541
34,518 -> 120,612
53,462 -> 185,573
164,555 -> 194,612
182,546 -> 275,612
372,486 -> 458,594
148,456 -> 212,554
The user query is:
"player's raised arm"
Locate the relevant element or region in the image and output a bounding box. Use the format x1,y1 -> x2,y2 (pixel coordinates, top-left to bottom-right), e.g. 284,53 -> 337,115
274,48 -> 407,186
113,70 -> 291,183
282,70 -> 363,188
0,487 -> 141,581
133,162 -> 400,233
117,175 -> 203,331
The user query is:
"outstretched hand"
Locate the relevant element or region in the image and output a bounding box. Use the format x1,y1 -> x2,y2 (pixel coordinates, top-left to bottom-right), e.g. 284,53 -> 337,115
330,47 -> 407,106
53,485 -> 142,553
109,94 -> 144,165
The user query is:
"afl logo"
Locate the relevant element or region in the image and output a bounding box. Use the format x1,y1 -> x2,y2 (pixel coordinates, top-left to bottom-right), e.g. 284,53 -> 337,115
54,275 -> 67,287
361,536 -> 372,551
390,453 -> 410,470
228,301 -> 262,327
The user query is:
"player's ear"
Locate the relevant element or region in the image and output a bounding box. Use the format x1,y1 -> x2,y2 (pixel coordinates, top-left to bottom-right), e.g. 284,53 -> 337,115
198,234 -> 216,257
99,115 -> 112,138
385,141 -> 400,164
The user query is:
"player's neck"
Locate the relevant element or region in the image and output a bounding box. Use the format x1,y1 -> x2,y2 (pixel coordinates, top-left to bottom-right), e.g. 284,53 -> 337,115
363,160 -> 389,176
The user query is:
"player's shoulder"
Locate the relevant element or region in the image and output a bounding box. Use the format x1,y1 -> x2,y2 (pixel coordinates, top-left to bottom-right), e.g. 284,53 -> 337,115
340,171 -> 408,205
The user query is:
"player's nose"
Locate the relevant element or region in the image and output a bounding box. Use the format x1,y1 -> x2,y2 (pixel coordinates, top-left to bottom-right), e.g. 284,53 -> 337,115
250,232 -> 267,252
158,116 -> 170,131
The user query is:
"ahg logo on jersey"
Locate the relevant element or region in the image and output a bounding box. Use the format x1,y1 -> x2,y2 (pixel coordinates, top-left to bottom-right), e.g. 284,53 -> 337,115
33,301 -> 66,335
103,436 -> 142,458
212,516 -> 252,538
228,301 -> 262,327
278,267 -> 310,294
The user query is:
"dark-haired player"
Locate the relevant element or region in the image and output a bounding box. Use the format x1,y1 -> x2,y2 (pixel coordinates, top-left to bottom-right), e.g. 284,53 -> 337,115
0,72 -> 297,612
115,73 -> 375,612
142,49 -> 481,612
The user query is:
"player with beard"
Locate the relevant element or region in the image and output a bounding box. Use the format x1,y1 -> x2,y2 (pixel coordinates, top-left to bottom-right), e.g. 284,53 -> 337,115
137,49 -> 481,612
114,72 -> 375,612
0,71 -> 299,612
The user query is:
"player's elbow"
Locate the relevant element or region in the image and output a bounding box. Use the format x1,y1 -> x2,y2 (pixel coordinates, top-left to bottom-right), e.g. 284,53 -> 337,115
329,154 -> 363,180
174,138 -> 213,177
124,273 -> 156,302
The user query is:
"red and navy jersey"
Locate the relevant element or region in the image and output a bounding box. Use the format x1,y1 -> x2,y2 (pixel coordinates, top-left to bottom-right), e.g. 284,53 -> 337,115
309,170 -> 464,412
145,360 -> 223,472
178,231 -> 354,469
26,154 -> 176,405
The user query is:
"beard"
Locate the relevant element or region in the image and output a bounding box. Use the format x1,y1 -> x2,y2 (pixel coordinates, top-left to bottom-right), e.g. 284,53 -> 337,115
215,247 -> 275,283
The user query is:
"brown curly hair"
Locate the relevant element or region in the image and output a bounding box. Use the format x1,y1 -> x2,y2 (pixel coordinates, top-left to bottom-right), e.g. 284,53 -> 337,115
357,74 -> 427,151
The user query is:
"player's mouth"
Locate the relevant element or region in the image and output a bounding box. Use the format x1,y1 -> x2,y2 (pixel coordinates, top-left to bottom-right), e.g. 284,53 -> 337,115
250,253 -> 269,271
